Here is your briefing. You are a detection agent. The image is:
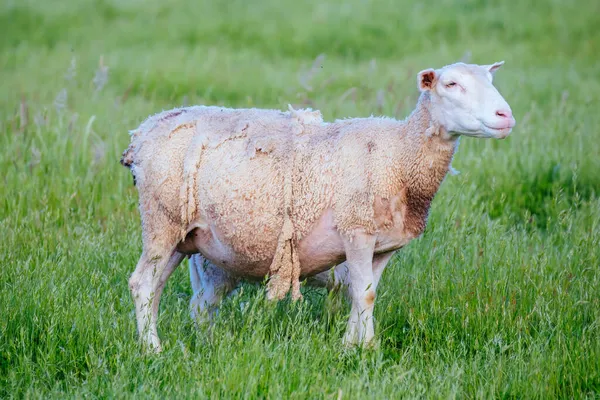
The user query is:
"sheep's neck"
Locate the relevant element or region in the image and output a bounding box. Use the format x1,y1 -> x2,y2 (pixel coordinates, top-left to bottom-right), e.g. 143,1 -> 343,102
394,92 -> 459,235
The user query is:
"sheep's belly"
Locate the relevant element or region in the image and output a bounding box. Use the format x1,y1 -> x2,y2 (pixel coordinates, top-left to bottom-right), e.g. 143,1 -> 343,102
178,208 -> 348,279
177,204 -> 419,279
299,206 -> 419,272
178,225 -> 274,279
297,208 -> 347,277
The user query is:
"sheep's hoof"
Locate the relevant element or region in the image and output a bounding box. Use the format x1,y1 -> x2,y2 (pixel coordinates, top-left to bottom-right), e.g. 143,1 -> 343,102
362,338 -> 380,350
142,342 -> 162,354
342,334 -> 378,350
342,331 -> 358,348
140,334 -> 163,354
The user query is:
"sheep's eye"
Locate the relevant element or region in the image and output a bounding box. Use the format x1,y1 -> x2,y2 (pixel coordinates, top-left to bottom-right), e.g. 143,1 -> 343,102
446,82 -> 457,88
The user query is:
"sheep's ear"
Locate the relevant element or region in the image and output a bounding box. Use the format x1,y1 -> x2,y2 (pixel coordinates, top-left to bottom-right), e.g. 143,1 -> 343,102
417,68 -> 437,92
485,61 -> 504,76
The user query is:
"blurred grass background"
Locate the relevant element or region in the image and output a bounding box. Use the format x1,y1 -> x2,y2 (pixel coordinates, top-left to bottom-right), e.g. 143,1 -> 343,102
1,0 -> 599,398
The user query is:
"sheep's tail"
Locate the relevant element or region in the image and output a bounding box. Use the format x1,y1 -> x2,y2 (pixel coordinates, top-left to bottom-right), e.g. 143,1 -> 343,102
120,129 -> 142,186
120,147 -> 134,169
120,128 -> 142,168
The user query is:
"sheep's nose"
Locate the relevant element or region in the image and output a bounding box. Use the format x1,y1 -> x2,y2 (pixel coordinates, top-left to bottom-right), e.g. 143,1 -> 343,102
495,109 -> 515,128
496,109 -> 513,119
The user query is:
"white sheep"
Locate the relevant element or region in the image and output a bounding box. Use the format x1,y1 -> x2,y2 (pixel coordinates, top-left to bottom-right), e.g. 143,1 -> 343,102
122,61 -> 515,352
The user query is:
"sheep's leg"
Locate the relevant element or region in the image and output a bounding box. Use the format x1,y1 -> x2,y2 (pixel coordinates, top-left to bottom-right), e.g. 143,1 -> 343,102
129,246 -> 184,352
306,263 -> 350,291
316,251 -> 394,293
189,254 -> 239,323
372,251 -> 395,290
341,232 -> 377,347
317,251 -> 393,347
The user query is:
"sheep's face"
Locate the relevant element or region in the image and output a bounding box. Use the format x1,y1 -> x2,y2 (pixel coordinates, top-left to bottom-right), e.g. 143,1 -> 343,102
418,62 -> 516,139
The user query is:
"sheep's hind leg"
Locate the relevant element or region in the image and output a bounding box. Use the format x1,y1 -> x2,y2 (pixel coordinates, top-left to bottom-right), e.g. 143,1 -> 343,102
341,232 -> 377,348
189,254 -> 239,324
129,242 -> 185,352
307,263 -> 351,293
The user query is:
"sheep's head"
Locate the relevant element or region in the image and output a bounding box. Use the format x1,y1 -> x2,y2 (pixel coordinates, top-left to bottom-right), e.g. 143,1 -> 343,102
418,61 -> 516,139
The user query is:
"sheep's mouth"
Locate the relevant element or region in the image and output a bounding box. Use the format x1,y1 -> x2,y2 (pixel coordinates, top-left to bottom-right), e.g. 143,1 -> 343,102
487,126 -> 511,132
484,125 -> 512,138
484,117 -> 515,131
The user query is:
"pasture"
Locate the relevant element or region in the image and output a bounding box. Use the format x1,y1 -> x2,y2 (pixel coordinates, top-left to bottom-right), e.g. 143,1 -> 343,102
1,0 -> 599,397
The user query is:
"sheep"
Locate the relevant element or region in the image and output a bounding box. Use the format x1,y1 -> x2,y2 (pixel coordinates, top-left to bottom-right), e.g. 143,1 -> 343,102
121,61 -> 516,352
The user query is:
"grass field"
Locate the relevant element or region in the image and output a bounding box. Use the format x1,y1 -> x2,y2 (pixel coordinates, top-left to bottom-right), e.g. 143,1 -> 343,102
1,0 -> 600,398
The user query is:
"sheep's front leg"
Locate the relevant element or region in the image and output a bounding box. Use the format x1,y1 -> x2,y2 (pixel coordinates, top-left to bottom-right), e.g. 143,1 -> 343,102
312,251 -> 394,294
372,251 -> 395,290
189,254 -> 239,323
342,232 -> 377,347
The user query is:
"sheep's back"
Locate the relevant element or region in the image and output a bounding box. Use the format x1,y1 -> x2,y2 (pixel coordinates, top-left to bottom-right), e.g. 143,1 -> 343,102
126,105 -> 326,263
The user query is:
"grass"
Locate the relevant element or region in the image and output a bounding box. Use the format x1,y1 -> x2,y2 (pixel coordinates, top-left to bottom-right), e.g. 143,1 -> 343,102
1,0 -> 599,397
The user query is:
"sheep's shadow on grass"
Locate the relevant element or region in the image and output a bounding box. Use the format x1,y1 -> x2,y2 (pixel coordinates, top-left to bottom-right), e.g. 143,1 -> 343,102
480,162 -> 598,229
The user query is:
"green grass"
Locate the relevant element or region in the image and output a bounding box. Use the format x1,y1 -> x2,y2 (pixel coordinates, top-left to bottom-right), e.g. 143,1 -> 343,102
1,0 -> 600,397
